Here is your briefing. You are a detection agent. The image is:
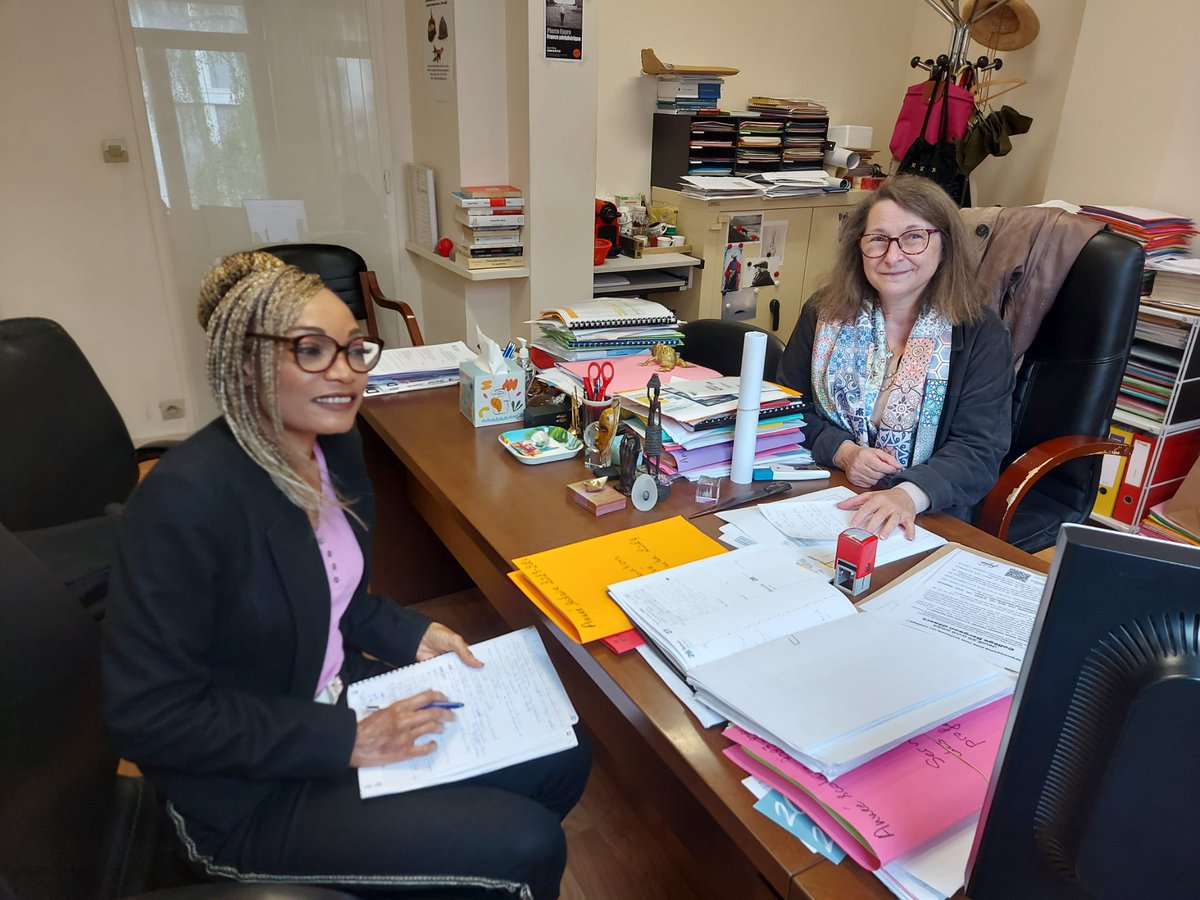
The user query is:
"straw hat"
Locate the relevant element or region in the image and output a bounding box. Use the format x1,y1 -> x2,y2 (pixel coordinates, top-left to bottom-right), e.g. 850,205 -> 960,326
964,0 -> 1041,52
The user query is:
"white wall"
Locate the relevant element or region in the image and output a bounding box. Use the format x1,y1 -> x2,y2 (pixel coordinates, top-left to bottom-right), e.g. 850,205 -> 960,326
1044,0 -> 1200,232
907,0 -> 1086,207
595,0 -> 920,199
7,0 -> 1197,447
0,0 -> 191,441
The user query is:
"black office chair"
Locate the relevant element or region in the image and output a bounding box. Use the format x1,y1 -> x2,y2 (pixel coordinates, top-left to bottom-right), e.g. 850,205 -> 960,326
975,227 -> 1144,552
0,318 -> 172,615
260,243 -> 424,347
0,524 -> 358,900
678,319 -> 786,377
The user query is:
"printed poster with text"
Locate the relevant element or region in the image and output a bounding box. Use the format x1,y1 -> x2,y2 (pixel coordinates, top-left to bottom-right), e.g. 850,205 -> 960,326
421,0 -> 455,101
544,1 -> 583,60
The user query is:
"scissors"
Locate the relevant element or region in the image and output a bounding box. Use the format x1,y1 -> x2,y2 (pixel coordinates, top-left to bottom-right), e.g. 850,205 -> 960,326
586,360 -> 614,401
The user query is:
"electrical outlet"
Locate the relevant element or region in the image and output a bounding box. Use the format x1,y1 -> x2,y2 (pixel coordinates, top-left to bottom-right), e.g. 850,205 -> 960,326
159,399 -> 185,421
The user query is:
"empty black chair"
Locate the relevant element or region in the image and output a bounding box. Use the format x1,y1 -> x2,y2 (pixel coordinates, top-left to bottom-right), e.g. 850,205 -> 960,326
678,319 -> 786,377
260,243 -> 424,347
0,523 -> 358,900
0,318 -> 170,613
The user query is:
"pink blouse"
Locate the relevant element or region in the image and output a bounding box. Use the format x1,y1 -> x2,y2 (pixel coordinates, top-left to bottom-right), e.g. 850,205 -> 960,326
312,443 -> 364,698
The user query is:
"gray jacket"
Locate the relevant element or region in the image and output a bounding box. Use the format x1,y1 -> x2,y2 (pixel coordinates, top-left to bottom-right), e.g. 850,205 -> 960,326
778,301 -> 1014,521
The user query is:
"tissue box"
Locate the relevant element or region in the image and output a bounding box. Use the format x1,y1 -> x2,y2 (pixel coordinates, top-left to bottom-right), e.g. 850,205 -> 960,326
459,359 -> 526,427
828,125 -> 873,150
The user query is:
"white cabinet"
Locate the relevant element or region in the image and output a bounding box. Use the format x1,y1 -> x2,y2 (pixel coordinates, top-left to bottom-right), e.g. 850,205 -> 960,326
650,188 -> 861,343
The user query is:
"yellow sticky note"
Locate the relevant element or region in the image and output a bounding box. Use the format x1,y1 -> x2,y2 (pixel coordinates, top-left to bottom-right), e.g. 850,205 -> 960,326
509,516 -> 727,643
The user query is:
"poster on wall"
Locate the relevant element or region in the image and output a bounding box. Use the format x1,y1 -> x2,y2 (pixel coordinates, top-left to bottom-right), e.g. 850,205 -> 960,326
545,1 -> 583,60
422,0 -> 455,101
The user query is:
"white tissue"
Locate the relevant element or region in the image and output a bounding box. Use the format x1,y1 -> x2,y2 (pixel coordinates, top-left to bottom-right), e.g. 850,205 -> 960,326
475,326 -> 507,374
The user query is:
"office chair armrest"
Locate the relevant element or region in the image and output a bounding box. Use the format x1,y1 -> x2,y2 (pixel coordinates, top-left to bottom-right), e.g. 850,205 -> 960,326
359,270 -> 425,347
977,435 -> 1133,541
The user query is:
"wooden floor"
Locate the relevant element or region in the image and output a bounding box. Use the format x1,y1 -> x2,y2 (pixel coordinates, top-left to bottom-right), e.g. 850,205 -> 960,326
412,591 -> 713,900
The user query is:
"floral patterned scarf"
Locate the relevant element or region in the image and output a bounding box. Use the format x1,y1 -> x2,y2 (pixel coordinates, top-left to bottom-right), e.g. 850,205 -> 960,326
811,304 -> 951,468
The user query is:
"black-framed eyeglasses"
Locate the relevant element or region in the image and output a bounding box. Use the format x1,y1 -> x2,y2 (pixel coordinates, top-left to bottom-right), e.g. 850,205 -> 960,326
859,228 -> 940,258
248,332 -> 385,373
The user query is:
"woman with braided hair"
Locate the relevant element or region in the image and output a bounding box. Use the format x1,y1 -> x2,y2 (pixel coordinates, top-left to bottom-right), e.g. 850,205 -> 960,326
102,251 -> 589,899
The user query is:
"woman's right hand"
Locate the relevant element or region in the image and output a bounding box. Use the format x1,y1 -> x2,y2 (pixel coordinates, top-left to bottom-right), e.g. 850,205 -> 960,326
349,689 -> 457,768
834,441 -> 903,488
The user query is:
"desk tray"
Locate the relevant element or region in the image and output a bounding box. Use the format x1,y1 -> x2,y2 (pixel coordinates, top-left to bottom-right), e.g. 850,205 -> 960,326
498,426 -> 583,465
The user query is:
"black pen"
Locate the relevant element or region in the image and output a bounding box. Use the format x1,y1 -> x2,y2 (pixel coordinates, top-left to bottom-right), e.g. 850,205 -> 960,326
687,481 -> 792,519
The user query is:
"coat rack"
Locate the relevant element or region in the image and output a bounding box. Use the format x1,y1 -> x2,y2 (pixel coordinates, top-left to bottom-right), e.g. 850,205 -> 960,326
912,0 -> 1014,80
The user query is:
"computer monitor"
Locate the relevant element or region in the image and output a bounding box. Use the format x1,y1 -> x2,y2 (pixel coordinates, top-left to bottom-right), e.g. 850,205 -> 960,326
966,524 -> 1200,899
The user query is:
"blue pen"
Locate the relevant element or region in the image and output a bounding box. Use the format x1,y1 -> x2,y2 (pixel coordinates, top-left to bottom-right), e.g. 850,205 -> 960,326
502,341 -> 514,359
420,701 -> 465,710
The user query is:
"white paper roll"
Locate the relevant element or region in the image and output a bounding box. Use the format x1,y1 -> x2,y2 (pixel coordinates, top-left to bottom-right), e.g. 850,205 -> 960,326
823,146 -> 860,170
730,331 -> 767,484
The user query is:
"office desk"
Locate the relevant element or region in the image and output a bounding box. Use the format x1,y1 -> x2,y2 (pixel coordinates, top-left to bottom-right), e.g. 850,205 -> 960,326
359,387 -> 1047,900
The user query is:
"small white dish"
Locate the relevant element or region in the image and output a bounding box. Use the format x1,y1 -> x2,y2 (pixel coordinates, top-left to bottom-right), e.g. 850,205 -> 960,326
498,426 -> 583,465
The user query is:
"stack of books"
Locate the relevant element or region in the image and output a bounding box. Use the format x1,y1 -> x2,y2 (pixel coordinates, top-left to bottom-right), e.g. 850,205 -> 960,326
614,376 -> 807,435
1077,205 -> 1198,264
656,74 -> 725,113
532,298 -> 684,364
452,184 -> 525,270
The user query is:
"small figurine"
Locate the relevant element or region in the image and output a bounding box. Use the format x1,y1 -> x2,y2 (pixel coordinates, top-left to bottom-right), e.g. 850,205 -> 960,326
594,397 -> 623,458
639,343 -> 694,372
569,391 -> 582,437
644,374 -> 671,503
616,424 -> 641,495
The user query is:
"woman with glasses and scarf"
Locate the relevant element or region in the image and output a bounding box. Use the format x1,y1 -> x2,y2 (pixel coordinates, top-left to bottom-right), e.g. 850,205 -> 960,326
777,176 -> 1013,539
103,251 -> 589,899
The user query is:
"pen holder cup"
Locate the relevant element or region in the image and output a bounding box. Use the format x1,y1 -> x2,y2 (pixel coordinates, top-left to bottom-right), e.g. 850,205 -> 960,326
580,396 -> 612,430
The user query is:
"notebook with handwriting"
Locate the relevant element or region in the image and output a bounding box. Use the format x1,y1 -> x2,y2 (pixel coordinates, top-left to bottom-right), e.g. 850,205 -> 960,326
346,627 -> 578,798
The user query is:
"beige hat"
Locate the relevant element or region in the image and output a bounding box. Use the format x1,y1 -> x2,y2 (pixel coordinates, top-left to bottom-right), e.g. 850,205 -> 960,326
964,0 -> 1041,52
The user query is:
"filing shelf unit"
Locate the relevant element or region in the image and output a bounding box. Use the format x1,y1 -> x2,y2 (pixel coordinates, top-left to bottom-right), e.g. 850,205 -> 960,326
592,251 -> 702,297
1091,303 -> 1200,532
649,188 -> 861,342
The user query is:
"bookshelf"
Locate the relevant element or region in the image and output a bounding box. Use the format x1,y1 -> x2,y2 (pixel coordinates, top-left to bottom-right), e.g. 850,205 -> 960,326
1092,303 -> 1200,532
404,241 -> 529,281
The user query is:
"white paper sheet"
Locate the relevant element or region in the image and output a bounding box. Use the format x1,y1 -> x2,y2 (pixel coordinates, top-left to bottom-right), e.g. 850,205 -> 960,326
348,628 -> 578,797
860,547 -> 1045,671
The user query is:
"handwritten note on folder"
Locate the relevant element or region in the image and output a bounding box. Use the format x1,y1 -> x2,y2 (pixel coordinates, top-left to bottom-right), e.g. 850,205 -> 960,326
509,517 -> 728,643
723,695 -> 1012,870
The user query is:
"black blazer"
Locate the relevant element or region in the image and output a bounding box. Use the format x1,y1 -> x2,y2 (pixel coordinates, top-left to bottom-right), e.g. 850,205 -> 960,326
102,419 -> 432,833
778,300 -> 1014,520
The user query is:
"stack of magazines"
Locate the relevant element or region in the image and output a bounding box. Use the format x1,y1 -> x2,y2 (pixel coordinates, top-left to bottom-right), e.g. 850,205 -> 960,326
532,298 -> 683,364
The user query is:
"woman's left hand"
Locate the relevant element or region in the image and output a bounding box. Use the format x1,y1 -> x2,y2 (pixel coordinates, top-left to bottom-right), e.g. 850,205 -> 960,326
416,622 -> 484,668
837,487 -> 917,540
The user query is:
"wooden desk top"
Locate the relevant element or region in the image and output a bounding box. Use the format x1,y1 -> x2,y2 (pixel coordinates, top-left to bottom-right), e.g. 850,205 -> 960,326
360,387 -> 1047,900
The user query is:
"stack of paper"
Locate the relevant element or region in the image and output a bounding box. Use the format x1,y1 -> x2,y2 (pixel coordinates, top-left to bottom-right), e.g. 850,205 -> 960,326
678,175 -> 763,200
607,543 -> 856,678
615,376 -> 806,433
346,627 -> 578,797
622,415 -> 811,481
532,298 -> 684,364
364,340 -> 476,396
1147,257 -> 1200,313
724,695 -> 1011,871
715,485 -> 947,578
1077,205 -> 1197,263
689,612 -> 1012,778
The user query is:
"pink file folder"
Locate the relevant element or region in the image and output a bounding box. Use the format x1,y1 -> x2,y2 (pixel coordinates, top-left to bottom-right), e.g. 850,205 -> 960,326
723,695 -> 1012,869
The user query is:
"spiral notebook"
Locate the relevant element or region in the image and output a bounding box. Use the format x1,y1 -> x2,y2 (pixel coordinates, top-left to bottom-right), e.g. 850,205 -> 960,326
537,298 -> 678,329
346,627 -> 578,798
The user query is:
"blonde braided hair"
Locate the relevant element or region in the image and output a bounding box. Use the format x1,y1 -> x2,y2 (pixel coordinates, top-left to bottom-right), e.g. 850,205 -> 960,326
197,251 -> 330,517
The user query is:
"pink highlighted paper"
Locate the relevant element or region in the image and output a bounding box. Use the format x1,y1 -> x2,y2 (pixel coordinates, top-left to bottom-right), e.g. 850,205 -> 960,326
724,695 -> 1011,869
